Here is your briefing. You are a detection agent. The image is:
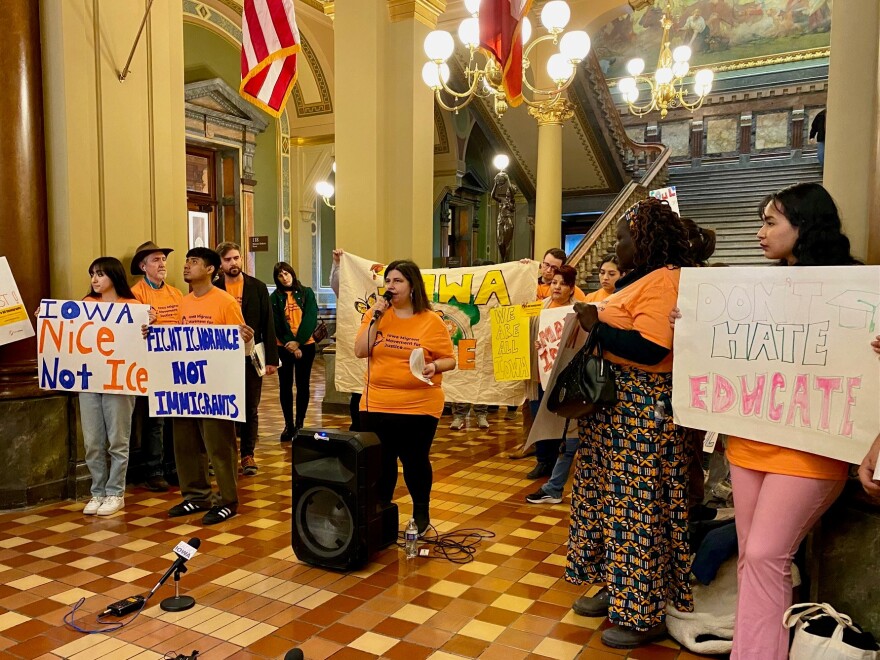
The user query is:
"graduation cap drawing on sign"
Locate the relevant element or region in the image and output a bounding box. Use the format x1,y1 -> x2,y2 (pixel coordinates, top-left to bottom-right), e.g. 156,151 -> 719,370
825,290 -> 880,332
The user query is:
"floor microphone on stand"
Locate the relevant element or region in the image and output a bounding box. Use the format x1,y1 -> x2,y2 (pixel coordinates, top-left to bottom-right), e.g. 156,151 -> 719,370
148,537 -> 201,612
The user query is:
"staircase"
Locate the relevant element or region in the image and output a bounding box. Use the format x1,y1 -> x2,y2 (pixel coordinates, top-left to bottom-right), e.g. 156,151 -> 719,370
669,160 -> 824,266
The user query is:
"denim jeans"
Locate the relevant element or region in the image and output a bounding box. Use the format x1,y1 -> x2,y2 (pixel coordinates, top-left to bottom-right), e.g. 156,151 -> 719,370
541,434 -> 578,498
80,392 -> 135,498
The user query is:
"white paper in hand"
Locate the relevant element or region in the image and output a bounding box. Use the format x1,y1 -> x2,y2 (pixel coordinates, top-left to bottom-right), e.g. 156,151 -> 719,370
874,461 -> 880,482
409,347 -> 434,386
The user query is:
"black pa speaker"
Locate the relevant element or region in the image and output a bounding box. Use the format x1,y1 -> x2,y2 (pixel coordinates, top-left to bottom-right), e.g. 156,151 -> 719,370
291,429 -> 398,571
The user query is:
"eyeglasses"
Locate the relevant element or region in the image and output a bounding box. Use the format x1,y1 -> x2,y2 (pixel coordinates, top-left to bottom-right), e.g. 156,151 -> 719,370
540,262 -> 560,271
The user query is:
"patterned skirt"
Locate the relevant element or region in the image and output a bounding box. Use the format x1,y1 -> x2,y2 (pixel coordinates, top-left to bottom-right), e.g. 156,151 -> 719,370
565,366 -> 693,631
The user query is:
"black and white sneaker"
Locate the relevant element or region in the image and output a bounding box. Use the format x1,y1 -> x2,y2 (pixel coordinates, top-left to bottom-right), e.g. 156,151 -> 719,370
168,500 -> 211,518
525,489 -> 562,504
202,504 -> 238,525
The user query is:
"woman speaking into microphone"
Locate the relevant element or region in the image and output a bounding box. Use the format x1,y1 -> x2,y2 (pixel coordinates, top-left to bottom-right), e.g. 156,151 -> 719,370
355,260 -> 455,535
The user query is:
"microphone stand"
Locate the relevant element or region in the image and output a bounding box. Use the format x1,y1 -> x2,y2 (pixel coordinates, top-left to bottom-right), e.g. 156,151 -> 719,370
159,564 -> 196,612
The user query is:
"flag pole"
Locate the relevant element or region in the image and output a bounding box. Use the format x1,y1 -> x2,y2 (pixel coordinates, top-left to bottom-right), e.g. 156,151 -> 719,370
118,0 -> 157,82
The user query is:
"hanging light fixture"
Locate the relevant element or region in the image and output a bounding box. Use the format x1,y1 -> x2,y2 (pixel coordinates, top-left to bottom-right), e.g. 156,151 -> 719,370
616,1 -> 713,119
422,0 -> 590,117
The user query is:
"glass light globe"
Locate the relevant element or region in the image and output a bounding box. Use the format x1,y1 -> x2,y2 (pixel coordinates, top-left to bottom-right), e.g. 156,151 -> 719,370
625,89 -> 640,104
464,0 -> 481,16
694,83 -> 709,97
458,18 -> 480,48
541,0 -> 570,32
655,67 -> 674,85
421,61 -> 449,89
626,58 -> 645,77
315,181 -> 334,198
521,16 -> 532,45
618,77 -> 637,94
672,45 -> 692,63
560,30 -> 591,62
695,68 -> 714,86
546,53 -> 574,83
672,61 -> 689,78
493,154 -> 510,171
331,161 -> 336,173
424,30 -> 454,62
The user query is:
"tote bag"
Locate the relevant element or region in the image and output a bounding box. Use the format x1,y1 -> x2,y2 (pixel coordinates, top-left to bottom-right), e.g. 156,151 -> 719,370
784,603 -> 879,660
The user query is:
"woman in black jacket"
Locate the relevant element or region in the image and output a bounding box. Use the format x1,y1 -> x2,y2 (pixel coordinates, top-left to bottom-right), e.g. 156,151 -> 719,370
270,262 -> 318,441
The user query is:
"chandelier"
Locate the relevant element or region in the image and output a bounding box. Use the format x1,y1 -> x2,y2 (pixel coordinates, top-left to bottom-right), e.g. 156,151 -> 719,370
421,0 -> 591,117
616,1 -> 714,119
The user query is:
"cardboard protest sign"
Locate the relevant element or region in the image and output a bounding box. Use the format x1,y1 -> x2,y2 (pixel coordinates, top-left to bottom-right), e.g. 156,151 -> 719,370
649,186 -> 680,215
672,266 -> 880,464
146,325 -> 246,422
0,257 -> 35,347
37,299 -> 149,394
336,253 -> 536,405
490,305 -> 530,381
536,305 -> 574,389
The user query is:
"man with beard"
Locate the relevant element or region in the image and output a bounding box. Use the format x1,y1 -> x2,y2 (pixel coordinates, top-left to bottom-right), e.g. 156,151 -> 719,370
215,242 -> 278,476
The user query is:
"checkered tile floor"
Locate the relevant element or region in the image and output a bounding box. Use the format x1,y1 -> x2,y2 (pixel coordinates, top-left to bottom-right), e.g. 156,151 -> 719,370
0,356 -> 713,659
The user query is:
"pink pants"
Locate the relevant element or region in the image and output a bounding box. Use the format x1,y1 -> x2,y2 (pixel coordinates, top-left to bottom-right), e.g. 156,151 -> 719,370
729,464 -> 844,660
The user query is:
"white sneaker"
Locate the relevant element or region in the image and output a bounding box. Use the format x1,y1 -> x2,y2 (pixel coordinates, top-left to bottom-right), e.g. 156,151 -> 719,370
476,414 -> 490,429
449,415 -> 465,430
83,497 -> 104,515
96,496 -> 125,516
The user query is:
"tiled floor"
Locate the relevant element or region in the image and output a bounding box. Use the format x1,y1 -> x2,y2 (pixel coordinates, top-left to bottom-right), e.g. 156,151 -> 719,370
0,357 -> 715,660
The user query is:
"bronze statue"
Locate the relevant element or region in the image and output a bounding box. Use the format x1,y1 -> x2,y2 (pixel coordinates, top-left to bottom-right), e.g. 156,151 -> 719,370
491,170 -> 518,262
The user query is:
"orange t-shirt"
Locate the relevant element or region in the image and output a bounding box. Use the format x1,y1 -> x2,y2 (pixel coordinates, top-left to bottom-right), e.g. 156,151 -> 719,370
177,287 -> 244,326
225,278 -> 244,305
597,266 -> 679,373
727,436 -> 848,480
280,292 -> 314,346
131,279 -> 184,325
537,282 -> 587,302
357,308 -> 454,418
583,287 -> 613,303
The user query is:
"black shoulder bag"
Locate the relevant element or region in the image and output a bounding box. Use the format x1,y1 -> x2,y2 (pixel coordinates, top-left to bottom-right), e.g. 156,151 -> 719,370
546,324 -> 617,419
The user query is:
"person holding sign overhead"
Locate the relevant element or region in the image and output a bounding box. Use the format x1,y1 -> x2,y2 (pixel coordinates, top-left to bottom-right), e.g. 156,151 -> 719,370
166,247 -> 254,525
355,260 -> 455,536
80,257 -> 141,516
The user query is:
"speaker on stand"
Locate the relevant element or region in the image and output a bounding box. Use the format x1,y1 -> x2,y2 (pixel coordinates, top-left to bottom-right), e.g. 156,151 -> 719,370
291,429 -> 398,571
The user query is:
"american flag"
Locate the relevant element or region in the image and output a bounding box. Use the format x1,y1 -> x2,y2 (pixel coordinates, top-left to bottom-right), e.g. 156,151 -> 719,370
240,0 -> 300,117
479,0 -> 533,107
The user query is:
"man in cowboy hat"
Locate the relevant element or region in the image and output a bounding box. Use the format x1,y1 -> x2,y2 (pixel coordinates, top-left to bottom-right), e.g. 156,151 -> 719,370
130,241 -> 184,492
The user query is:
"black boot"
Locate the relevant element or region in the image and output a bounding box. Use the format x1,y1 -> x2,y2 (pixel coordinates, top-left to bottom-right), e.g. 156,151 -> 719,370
280,423 -> 295,442
413,503 -> 430,536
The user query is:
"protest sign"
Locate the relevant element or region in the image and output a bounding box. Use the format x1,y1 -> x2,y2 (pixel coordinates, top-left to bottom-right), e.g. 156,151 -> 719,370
672,266 -> 880,464
146,324 -> 246,422
536,305 -> 574,389
0,257 -> 35,347
490,305 -> 530,381
649,186 -> 680,215
336,253 -> 536,405
37,299 -> 149,394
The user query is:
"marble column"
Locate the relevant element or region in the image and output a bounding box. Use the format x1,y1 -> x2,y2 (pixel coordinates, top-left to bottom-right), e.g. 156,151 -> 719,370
529,99 -> 574,259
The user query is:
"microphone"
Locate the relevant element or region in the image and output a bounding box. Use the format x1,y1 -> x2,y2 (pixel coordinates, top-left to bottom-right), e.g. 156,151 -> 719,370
372,290 -> 394,321
284,650 -> 304,660
149,538 -> 201,598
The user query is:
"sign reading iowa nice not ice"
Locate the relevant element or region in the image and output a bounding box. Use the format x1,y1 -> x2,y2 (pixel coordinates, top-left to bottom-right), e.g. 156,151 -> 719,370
672,267 -> 880,464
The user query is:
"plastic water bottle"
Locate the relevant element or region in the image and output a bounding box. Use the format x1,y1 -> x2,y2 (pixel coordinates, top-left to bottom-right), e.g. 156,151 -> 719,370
404,519 -> 418,558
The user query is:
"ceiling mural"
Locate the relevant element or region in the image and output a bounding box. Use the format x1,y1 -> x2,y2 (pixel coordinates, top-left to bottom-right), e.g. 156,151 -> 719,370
593,0 -> 832,79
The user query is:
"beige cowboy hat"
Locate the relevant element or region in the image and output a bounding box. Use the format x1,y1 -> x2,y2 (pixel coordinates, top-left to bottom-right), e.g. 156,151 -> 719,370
131,241 -> 174,275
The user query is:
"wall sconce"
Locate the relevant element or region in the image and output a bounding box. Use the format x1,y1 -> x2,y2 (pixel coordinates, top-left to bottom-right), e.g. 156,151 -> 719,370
315,161 -> 335,210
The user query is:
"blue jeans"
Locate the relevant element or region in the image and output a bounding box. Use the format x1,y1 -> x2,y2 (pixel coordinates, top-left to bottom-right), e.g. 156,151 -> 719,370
541,434 -> 578,498
80,392 -> 135,498
817,141 -> 825,166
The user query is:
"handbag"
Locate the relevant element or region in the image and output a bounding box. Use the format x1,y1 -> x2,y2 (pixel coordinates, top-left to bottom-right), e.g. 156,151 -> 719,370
311,320 -> 329,343
546,324 -> 616,419
784,602 -> 880,660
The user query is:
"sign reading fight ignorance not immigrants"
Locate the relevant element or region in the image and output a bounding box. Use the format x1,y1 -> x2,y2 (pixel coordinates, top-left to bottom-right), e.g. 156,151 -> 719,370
672,267 -> 880,464
38,299 -> 150,394
336,253 -> 537,406
146,324 -> 246,422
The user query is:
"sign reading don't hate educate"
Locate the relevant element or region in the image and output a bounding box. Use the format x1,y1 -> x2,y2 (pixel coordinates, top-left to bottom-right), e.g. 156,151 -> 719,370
672,266 -> 880,464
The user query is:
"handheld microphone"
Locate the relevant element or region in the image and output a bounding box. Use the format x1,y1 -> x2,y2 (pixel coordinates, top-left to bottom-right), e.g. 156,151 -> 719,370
149,537 -> 201,598
372,290 -> 394,321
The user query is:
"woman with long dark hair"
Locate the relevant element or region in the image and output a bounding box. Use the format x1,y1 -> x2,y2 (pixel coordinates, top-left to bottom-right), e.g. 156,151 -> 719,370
80,257 -> 140,516
567,198 -> 702,648
355,260 -> 455,534
270,262 -> 318,441
583,254 -> 622,303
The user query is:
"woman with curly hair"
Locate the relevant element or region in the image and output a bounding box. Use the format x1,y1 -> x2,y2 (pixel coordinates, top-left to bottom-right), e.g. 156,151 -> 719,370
566,197 -> 701,648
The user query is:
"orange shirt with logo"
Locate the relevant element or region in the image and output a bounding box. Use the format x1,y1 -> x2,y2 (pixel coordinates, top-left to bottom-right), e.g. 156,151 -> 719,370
131,279 -> 184,325
225,279 -> 244,305
177,287 -> 244,326
597,266 -> 679,373
280,292 -> 314,346
357,308 -> 454,418
726,436 -> 848,480
583,287 -> 613,303
537,282 -> 587,302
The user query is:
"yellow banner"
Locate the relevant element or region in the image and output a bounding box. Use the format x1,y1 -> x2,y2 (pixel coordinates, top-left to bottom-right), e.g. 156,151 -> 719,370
490,305 -> 530,381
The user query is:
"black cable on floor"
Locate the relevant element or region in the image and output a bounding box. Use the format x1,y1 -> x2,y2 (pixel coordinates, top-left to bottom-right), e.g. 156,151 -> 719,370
396,526 -> 495,564
63,596 -> 148,634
